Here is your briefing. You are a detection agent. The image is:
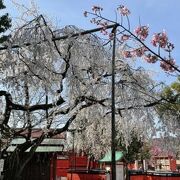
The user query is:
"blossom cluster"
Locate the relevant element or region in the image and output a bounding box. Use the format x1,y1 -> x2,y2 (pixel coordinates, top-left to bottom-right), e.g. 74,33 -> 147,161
160,59 -> 175,72
122,47 -> 147,58
121,34 -> 130,42
92,5 -> 103,13
123,49 -> 175,71
144,54 -> 157,63
135,26 -> 149,41
95,20 -> 109,35
117,5 -> 130,16
151,31 -> 168,48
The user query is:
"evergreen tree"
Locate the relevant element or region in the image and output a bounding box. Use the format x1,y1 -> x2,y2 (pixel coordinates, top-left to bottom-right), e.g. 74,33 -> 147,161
157,77 -> 180,126
117,130 -> 143,163
0,0 -> 11,43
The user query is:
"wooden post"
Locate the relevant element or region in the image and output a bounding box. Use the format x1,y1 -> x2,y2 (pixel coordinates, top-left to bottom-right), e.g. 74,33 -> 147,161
111,24 -> 118,180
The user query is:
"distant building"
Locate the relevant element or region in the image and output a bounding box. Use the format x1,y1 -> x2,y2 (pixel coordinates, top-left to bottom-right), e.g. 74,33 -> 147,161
150,137 -> 180,172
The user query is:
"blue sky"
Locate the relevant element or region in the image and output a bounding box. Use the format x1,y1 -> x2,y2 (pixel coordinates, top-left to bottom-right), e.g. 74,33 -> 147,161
4,0 -> 180,84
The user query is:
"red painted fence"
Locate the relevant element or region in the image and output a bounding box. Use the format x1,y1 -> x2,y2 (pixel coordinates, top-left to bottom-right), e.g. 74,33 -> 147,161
130,175 -> 180,180
50,154 -> 180,180
67,170 -> 106,180
50,154 -> 99,180
130,171 -> 180,180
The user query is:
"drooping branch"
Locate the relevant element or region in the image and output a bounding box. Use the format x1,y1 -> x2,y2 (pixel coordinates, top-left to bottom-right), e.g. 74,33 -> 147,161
47,96 -> 107,137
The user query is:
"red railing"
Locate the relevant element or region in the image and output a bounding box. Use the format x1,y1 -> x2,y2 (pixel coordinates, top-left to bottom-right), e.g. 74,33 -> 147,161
67,171 -> 106,180
130,171 -> 180,180
130,175 -> 180,180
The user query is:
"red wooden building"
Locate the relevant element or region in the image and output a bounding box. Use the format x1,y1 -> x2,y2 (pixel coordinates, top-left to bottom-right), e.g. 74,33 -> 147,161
3,130 -> 180,180
5,129 -> 106,180
5,129 -> 66,180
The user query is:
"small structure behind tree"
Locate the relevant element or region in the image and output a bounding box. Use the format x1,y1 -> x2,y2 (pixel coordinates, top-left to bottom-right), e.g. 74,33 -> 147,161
99,151 -> 125,180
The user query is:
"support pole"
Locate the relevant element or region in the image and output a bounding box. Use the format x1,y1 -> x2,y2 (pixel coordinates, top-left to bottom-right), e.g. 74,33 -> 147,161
111,24 -> 117,180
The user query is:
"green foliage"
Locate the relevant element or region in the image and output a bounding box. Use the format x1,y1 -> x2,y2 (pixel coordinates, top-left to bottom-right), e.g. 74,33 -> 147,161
139,143 -> 151,160
0,0 -> 11,43
158,77 -> 180,122
0,0 -> 11,149
116,130 -> 150,163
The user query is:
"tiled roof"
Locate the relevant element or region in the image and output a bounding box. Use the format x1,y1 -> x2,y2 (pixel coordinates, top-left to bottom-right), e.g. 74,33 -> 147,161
15,128 -> 66,139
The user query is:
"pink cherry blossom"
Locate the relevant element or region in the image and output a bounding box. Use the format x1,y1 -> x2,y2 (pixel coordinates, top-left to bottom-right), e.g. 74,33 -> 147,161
117,5 -> 130,16
144,54 -> 157,63
123,47 -> 148,58
92,5 -> 103,13
98,21 -> 109,35
134,26 -> 149,41
84,4 -> 178,73
160,59 -> 175,72
89,18 -> 109,36
99,21 -> 108,28
121,34 -> 130,42
134,47 -> 147,57
122,51 -> 134,58
151,31 -> 168,48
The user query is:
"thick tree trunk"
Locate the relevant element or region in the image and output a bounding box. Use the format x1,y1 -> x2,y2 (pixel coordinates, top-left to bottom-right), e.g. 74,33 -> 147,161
3,149 -> 38,180
4,151 -> 24,180
3,136 -> 43,180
